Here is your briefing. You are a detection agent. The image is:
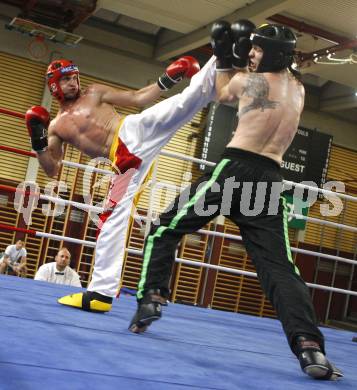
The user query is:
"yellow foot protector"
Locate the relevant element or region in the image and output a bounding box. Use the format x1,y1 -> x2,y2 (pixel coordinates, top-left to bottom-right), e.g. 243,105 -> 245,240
58,291 -> 113,313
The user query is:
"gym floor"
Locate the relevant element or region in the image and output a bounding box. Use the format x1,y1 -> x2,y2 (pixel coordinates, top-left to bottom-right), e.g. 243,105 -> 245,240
0,275 -> 355,390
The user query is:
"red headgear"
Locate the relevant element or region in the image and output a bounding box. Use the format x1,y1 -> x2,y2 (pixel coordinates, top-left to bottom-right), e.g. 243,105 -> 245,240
46,59 -> 80,102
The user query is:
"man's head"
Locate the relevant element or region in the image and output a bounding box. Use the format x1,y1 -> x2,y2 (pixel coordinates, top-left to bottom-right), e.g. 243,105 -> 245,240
249,24 -> 296,73
46,59 -> 80,102
55,247 -> 71,271
15,240 -> 24,250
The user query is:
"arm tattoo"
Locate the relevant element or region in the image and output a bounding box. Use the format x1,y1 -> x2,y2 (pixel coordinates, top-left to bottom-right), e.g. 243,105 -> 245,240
239,74 -> 279,117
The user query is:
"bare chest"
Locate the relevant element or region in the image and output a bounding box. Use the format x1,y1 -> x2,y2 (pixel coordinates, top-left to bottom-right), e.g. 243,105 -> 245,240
55,100 -> 96,140
50,95 -> 120,157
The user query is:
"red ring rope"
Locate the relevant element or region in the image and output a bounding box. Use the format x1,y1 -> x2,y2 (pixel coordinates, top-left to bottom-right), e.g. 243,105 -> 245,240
0,184 -> 39,197
0,107 -> 25,119
0,145 -> 35,158
0,223 -> 36,235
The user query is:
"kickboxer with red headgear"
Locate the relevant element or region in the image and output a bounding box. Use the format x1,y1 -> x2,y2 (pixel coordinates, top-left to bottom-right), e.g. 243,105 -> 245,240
25,53 -> 216,315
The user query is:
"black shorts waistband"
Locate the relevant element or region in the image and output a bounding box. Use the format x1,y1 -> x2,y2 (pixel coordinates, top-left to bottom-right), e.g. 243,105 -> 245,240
221,148 -> 281,170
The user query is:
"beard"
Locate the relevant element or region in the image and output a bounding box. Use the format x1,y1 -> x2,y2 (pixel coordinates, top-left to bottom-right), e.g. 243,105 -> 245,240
64,90 -> 79,101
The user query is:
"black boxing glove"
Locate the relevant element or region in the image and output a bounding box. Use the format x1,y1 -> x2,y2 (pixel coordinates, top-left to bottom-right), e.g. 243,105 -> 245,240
231,20 -> 256,68
210,21 -> 233,71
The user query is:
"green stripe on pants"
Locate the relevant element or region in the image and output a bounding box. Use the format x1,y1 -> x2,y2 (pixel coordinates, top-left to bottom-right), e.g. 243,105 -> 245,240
281,196 -> 300,275
137,159 -> 230,299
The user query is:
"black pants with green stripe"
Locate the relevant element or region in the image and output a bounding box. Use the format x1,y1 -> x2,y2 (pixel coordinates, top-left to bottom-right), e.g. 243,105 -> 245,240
137,148 -> 324,353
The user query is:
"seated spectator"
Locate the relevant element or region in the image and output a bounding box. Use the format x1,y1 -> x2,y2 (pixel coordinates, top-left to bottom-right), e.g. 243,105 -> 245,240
0,240 -> 27,277
35,247 -> 82,287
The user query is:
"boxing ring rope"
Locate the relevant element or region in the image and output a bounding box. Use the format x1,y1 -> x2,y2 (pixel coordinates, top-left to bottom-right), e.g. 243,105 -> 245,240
292,213 -> 357,233
199,229 -> 357,267
0,176 -> 356,267
2,139 -> 357,204
136,215 -> 357,267
0,107 -> 26,119
0,184 -> 104,214
0,221 -> 356,298
161,150 -> 357,203
0,223 -> 95,247
62,160 -> 114,175
1,142 -> 357,233
161,150 -> 216,167
151,181 -> 357,233
0,145 -> 115,176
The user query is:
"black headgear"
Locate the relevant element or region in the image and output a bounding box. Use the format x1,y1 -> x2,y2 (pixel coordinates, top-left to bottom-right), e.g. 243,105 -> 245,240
251,24 -> 296,73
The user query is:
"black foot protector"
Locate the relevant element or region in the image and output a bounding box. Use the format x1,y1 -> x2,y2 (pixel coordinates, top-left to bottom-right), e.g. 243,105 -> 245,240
129,289 -> 167,334
296,337 -> 343,380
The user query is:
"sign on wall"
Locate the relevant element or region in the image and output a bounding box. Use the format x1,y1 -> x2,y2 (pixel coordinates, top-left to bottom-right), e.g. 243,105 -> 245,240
281,126 -> 333,190
200,103 -> 237,171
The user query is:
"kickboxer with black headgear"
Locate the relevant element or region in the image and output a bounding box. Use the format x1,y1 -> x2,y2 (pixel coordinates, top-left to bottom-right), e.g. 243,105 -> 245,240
129,20 -> 342,381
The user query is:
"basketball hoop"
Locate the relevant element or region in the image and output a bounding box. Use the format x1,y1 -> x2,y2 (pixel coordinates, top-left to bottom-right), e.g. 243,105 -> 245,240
6,17 -> 83,61
27,35 -> 49,60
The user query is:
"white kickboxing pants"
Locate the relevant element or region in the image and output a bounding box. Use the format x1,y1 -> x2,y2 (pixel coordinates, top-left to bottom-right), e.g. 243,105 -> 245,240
88,56 -> 217,297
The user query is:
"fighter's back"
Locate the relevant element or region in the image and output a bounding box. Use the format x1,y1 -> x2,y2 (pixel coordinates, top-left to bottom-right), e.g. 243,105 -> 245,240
227,70 -> 304,164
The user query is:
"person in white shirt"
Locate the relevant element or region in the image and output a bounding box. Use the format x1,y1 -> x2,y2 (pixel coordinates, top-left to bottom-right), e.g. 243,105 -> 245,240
35,247 -> 82,287
0,240 -> 27,276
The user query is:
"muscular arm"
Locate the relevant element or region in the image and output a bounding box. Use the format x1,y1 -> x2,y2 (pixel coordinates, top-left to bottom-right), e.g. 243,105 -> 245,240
37,129 -> 63,178
215,69 -> 247,103
100,83 -> 162,108
215,70 -> 236,103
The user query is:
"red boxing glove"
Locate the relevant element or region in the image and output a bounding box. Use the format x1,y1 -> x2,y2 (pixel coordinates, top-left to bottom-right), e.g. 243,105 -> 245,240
25,106 -> 50,152
157,56 -> 200,91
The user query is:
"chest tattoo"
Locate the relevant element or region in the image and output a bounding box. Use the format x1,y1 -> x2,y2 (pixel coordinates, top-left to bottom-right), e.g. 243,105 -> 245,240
239,74 -> 279,117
